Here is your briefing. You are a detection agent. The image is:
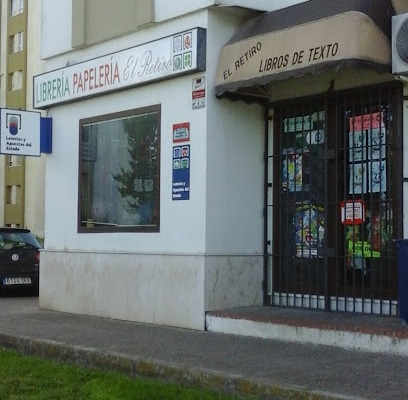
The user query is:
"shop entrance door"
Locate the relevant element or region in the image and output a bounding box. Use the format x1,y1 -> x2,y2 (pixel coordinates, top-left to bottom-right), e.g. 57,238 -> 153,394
266,84 -> 402,314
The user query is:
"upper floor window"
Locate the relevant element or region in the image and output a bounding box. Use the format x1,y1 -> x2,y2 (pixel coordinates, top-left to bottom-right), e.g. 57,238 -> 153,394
79,105 -> 160,232
7,155 -> 22,167
9,70 -> 23,91
9,32 -> 24,53
10,0 -> 24,17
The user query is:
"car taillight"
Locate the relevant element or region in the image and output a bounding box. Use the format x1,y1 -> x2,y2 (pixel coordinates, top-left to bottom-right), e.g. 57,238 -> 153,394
35,251 -> 40,265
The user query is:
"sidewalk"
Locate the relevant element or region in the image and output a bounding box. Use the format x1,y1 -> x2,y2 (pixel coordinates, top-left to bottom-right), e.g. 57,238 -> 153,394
1,296 -> 407,400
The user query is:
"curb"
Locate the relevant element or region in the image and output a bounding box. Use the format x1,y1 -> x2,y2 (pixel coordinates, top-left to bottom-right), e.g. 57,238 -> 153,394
206,315 -> 408,357
0,334 -> 360,400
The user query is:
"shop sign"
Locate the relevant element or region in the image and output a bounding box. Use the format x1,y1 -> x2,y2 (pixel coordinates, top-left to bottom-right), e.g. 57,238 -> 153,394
347,240 -> 380,258
173,122 -> 190,143
340,200 -> 365,225
0,108 -> 52,156
34,28 -> 206,109
215,11 -> 390,92
172,145 -> 190,200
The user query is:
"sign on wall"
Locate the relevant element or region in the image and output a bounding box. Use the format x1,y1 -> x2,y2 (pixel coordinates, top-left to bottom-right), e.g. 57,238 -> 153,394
33,27 -> 207,109
0,109 -> 42,156
173,122 -> 190,143
172,121 -> 191,200
192,77 -> 205,109
172,144 -> 190,201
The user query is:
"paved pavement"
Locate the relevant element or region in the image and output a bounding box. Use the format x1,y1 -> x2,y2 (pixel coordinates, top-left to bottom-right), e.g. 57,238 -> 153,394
0,296 -> 407,400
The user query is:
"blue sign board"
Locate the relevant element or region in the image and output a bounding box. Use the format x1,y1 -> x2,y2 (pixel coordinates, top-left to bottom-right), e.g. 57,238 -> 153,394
0,108 -> 52,156
172,145 -> 190,200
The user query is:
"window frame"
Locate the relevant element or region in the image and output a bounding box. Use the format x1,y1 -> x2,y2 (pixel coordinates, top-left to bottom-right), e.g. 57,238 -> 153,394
77,104 -> 161,233
10,70 -> 23,91
17,31 -> 23,51
10,0 -> 23,17
9,32 -> 24,53
10,0 -> 16,16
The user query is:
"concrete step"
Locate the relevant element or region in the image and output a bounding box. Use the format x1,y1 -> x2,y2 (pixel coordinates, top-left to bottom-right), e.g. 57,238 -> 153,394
206,306 -> 408,356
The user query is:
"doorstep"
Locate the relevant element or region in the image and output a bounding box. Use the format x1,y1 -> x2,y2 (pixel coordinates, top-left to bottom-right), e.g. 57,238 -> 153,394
205,306 -> 408,356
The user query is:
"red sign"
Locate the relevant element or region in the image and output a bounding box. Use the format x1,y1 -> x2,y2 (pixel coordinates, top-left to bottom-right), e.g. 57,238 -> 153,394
173,122 -> 190,143
349,112 -> 382,132
340,200 -> 365,225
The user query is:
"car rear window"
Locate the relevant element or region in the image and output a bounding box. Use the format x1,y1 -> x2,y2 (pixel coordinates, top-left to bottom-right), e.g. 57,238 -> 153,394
0,232 -> 40,249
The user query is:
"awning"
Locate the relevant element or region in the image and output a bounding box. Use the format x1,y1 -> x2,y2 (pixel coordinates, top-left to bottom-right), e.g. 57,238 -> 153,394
215,0 -> 395,100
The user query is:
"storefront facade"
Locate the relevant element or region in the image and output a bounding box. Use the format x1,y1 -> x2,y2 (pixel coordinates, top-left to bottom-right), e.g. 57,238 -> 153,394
37,0 -> 408,330
216,0 -> 408,316
36,3 -> 268,330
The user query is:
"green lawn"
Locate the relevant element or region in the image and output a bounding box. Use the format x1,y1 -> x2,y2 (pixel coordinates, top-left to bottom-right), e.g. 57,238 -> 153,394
0,349 -> 257,400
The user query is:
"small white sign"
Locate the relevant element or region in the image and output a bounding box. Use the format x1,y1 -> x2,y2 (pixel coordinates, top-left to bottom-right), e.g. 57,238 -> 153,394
0,109 -> 41,156
192,77 -> 205,109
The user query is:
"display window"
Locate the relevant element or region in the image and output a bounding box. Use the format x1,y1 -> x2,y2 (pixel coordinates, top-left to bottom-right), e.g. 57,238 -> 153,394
78,105 -> 160,232
269,84 -> 402,312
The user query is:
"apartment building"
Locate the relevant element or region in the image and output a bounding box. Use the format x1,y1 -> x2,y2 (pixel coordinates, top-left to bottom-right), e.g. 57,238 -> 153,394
36,0 -> 408,330
0,0 -> 45,238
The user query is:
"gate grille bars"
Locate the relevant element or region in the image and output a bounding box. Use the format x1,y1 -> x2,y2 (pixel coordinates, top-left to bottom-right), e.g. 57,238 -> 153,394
265,83 -> 403,315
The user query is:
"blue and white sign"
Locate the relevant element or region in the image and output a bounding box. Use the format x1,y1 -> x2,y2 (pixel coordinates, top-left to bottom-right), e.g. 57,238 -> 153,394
0,109 -> 41,156
172,145 -> 190,200
0,108 -> 52,156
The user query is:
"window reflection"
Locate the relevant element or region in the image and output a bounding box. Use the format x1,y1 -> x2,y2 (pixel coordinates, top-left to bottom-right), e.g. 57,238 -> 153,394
79,106 -> 160,232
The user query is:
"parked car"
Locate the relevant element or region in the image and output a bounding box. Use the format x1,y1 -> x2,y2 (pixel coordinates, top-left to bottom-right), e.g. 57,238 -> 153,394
0,228 -> 41,296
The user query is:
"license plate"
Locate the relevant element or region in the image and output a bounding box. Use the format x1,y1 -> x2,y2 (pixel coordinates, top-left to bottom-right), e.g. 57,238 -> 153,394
3,277 -> 31,285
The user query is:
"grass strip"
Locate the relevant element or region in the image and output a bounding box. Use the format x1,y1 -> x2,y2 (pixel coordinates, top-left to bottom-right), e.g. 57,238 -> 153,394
0,348 -> 261,400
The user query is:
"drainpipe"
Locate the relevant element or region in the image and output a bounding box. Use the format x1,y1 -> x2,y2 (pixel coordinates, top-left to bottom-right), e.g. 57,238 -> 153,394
263,105 -> 272,305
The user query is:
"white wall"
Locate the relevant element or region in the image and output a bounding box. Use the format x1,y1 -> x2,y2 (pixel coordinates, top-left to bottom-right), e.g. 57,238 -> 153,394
41,12 -> 212,329
40,251 -> 207,329
40,7 -> 265,329
219,0 -> 307,9
155,0 -> 309,21
45,78 -> 207,253
43,8 -> 264,256
205,11 -> 264,255
40,0 -> 310,60
40,0 -> 72,59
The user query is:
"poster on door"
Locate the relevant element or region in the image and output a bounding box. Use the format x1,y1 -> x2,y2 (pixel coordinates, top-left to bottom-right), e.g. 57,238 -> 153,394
282,150 -> 303,192
368,128 -> 386,160
369,160 -> 386,193
294,203 -> 325,258
349,162 -> 367,194
349,130 -> 366,162
348,112 -> 387,194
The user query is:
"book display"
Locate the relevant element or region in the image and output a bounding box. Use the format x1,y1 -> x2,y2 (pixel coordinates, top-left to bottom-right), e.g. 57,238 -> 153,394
344,110 -> 392,281
281,111 -> 325,260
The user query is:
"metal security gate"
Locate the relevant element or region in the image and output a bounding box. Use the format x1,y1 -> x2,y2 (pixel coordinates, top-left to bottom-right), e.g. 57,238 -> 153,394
265,83 -> 403,315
